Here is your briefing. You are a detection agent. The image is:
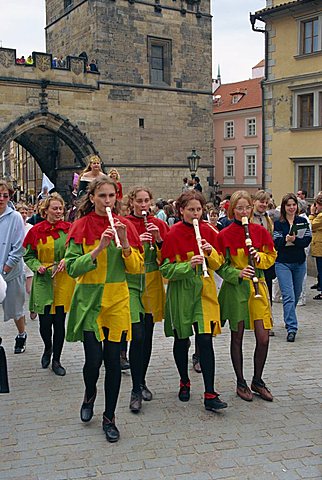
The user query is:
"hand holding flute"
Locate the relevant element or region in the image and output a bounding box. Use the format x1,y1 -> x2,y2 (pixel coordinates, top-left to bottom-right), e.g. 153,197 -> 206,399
141,210 -> 155,250
192,219 -> 210,278
106,207 -> 122,248
241,216 -> 261,298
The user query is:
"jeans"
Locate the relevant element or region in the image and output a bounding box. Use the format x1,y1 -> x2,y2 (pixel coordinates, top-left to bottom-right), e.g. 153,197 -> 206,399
316,257 -> 322,291
275,261 -> 306,333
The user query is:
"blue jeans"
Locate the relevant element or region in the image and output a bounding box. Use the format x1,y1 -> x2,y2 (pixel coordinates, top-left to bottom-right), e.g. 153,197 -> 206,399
275,261 -> 306,333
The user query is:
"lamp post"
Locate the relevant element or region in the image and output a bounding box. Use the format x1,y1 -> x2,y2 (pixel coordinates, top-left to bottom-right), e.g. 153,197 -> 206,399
187,148 -> 200,179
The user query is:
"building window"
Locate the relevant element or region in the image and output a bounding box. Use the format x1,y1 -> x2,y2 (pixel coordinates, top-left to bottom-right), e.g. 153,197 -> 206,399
298,165 -> 315,198
224,121 -> 234,139
293,88 -> 322,128
224,154 -> 235,178
299,15 -> 322,55
293,159 -> 322,198
147,37 -> 172,85
246,118 -> 256,136
246,154 -> 256,177
64,0 -> 73,9
302,18 -> 319,54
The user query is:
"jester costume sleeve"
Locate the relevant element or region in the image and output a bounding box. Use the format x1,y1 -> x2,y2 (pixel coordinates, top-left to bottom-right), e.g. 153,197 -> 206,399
23,220 -> 75,314
160,220 -> 223,339
65,211 -> 143,343
216,220 -> 277,331
126,214 -> 169,323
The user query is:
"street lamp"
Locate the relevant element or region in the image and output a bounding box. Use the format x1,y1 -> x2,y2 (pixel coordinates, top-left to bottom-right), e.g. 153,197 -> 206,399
187,149 -> 200,179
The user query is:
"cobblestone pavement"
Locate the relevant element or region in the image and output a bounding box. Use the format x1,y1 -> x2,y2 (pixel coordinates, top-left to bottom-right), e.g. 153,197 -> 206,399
1,277 -> 321,480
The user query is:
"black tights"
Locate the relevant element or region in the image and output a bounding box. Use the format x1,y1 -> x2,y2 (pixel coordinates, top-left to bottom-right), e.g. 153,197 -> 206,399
38,305 -> 66,362
173,324 -> 216,394
230,321 -> 269,384
83,330 -> 121,421
129,316 -> 145,393
129,313 -> 155,393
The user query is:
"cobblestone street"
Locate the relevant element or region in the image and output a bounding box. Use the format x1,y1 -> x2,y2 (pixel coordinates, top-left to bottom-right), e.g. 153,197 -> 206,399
1,277 -> 321,480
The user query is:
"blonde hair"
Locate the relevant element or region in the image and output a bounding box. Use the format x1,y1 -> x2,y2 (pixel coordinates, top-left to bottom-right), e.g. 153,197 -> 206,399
108,168 -> 120,181
127,186 -> 153,212
81,154 -> 103,175
39,193 -> 65,218
228,190 -> 252,220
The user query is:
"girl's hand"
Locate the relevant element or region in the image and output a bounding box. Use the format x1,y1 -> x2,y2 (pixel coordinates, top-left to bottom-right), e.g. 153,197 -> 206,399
201,239 -> 212,256
99,227 -> 115,250
139,232 -> 154,244
146,223 -> 162,242
114,220 -> 128,246
239,265 -> 255,279
37,266 -> 47,275
286,233 -> 296,243
190,255 -> 204,269
55,259 -> 66,273
249,246 -> 260,263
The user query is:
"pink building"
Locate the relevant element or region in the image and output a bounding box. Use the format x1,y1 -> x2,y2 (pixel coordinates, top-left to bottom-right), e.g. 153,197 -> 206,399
213,64 -> 264,198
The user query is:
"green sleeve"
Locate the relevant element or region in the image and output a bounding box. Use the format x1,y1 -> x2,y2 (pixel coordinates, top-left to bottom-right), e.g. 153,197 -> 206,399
24,244 -> 42,272
216,258 -> 242,286
65,240 -> 97,278
160,258 -> 195,281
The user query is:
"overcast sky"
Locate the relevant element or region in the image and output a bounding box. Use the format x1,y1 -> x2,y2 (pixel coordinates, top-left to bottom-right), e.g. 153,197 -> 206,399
0,0 -> 265,83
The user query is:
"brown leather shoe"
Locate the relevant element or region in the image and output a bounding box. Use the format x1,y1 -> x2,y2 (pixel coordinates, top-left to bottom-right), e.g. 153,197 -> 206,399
251,379 -> 273,401
129,390 -> 142,413
236,380 -> 253,402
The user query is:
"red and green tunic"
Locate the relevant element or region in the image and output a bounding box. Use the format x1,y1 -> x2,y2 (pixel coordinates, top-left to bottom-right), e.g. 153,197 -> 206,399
217,221 -> 277,331
126,214 -> 169,323
65,211 -> 143,343
160,220 -> 223,339
23,220 -> 75,314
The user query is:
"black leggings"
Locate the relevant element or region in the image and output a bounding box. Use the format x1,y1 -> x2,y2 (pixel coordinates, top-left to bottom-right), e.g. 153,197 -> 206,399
129,316 -> 145,393
38,305 -> 66,362
129,313 -> 155,393
173,323 -> 216,394
83,330 -> 121,421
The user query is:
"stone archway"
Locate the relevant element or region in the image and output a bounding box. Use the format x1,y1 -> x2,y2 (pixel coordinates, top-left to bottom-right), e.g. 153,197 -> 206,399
0,109 -> 98,188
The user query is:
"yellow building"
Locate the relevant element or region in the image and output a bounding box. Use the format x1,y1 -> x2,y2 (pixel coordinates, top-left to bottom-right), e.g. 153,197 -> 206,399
251,0 -> 322,203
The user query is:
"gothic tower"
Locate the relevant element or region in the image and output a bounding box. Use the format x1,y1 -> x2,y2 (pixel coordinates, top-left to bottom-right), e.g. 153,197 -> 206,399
45,0 -> 214,197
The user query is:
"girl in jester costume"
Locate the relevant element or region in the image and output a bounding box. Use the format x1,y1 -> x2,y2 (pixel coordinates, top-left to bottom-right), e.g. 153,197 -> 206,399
65,177 -> 143,443
23,193 -> 75,376
217,190 -> 277,402
125,187 -> 169,413
160,190 -> 228,412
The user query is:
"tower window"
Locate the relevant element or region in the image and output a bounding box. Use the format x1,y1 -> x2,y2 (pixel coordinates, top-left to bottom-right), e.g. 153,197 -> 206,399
64,0 -> 73,9
147,36 -> 172,86
139,118 -> 144,128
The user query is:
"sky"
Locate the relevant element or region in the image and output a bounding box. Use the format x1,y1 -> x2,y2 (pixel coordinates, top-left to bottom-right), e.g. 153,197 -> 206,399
0,0 -> 265,84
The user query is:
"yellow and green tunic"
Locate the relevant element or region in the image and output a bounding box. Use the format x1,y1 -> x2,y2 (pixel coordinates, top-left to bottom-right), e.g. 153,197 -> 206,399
126,214 -> 169,323
65,211 -> 143,343
23,220 -> 75,314
217,220 -> 277,331
160,220 -> 223,339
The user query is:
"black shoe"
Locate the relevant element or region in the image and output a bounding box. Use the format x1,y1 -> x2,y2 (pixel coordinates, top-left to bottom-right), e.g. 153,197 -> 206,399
178,380 -> 190,402
102,415 -> 120,443
204,393 -> 228,411
310,283 -> 318,290
80,390 -> 97,422
141,383 -> 153,401
129,390 -> 142,413
192,353 -> 202,373
287,332 -> 296,342
41,348 -> 52,368
14,334 -> 27,354
52,360 -> 66,376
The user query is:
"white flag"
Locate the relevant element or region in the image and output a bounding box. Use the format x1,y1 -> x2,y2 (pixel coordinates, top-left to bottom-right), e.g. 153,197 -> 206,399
41,173 -> 55,192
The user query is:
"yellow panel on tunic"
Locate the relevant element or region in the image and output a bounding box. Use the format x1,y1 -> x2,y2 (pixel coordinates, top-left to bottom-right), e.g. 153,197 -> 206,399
96,283 -> 132,342
37,236 -> 75,314
142,270 -> 165,322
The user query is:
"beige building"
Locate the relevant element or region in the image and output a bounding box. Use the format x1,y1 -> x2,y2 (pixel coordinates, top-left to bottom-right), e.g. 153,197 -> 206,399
251,0 -> 322,203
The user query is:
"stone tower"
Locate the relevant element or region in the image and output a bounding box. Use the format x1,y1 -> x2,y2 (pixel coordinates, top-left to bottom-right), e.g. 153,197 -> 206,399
44,0 -> 214,198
